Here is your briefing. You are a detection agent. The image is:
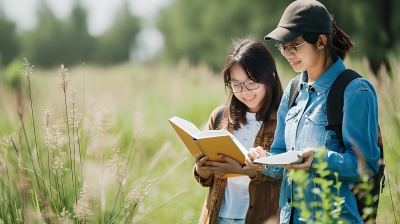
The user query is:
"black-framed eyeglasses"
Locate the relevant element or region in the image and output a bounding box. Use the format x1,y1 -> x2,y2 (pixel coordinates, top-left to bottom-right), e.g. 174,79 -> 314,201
275,41 -> 307,53
225,80 -> 260,93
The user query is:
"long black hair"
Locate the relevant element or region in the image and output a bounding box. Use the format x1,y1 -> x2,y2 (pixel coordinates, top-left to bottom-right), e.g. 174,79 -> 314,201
220,35 -> 283,130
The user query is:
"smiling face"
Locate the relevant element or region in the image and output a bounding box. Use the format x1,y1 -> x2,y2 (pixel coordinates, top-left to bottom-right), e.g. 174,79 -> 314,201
229,64 -> 267,113
280,36 -> 324,73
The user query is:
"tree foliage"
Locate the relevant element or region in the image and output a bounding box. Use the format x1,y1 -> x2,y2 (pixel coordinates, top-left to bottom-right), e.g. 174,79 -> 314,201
0,2 -> 140,68
0,14 -> 19,66
158,0 -> 400,74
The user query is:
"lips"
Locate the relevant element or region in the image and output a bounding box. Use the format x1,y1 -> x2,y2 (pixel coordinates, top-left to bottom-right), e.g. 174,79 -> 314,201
290,61 -> 301,66
243,95 -> 256,102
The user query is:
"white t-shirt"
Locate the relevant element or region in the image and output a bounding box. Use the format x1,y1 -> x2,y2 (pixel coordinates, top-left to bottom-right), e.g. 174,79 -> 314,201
218,112 -> 262,219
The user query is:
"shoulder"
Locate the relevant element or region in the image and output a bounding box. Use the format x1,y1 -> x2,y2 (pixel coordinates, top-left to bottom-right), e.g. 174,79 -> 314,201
344,78 -> 377,101
209,105 -> 226,120
206,105 -> 227,131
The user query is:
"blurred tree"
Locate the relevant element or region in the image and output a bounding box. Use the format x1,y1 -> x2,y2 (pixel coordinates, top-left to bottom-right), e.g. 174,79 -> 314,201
20,4 -> 96,67
321,0 -> 399,74
158,0 -> 293,70
92,5 -> 141,65
0,14 -> 20,66
159,0 -> 399,74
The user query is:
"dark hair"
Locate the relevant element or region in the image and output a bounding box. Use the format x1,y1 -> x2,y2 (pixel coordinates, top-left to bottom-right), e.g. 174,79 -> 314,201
303,15 -> 355,64
219,36 -> 283,130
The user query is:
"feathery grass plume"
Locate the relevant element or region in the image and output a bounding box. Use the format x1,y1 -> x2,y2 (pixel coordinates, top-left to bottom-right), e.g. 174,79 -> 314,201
53,155 -> 66,204
108,185 -> 141,224
126,178 -> 157,224
46,122 -> 65,205
108,147 -> 126,220
69,86 -> 81,206
22,58 -> 34,81
109,125 -> 141,221
22,58 -> 45,197
108,148 -> 125,180
74,182 -> 94,223
69,86 -> 84,181
43,109 -> 54,207
57,64 -> 76,198
57,64 -> 70,92
60,207 -> 71,224
86,106 -> 110,157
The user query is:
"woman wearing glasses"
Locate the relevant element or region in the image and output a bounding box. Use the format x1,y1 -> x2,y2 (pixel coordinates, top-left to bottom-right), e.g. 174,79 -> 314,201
193,36 -> 283,224
244,1 -> 381,224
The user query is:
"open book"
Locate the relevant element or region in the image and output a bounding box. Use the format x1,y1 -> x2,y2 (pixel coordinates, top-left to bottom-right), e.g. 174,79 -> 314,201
253,151 -> 304,166
169,116 -> 248,166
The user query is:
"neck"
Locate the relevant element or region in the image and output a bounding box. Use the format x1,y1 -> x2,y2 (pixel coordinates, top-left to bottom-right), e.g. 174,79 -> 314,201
307,57 -> 334,84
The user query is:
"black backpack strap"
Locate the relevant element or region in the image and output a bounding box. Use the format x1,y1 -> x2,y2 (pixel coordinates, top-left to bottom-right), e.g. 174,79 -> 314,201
288,75 -> 301,110
213,105 -> 226,130
325,69 -> 362,147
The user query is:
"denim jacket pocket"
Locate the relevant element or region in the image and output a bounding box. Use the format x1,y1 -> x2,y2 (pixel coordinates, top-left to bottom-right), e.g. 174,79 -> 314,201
285,106 -> 301,124
302,110 -> 328,148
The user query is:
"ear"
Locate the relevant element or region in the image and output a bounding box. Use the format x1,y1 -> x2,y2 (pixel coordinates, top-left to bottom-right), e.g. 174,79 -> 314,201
273,72 -> 276,80
317,34 -> 328,50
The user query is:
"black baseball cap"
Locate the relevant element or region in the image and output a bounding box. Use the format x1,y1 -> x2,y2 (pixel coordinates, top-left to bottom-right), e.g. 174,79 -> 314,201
265,0 -> 332,43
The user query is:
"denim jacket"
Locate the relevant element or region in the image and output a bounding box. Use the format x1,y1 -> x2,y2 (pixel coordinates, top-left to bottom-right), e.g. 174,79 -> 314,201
261,58 -> 380,224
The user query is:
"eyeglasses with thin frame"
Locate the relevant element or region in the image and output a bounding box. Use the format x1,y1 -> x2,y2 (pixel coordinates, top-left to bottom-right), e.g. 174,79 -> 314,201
225,80 -> 260,93
275,41 -> 307,53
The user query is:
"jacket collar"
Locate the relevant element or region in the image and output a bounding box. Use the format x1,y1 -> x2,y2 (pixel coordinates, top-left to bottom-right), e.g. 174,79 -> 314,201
299,57 -> 346,93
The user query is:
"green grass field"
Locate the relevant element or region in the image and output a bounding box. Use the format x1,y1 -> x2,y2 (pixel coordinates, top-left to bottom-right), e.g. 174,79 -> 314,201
0,57 -> 398,223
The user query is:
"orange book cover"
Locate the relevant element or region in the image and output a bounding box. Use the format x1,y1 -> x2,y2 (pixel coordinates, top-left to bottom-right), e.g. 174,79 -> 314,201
169,116 -> 248,177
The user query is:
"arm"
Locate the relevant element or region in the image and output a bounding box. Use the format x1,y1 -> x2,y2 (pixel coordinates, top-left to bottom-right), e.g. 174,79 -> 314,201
309,79 -> 380,182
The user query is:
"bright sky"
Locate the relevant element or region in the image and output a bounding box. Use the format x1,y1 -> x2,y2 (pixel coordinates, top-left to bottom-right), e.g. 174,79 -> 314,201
0,0 -> 174,61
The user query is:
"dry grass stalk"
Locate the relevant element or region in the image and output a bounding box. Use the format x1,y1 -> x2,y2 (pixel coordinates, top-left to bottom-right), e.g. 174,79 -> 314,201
57,64 -> 70,92
86,105 -> 110,157
126,178 -> 157,223
59,207 -> 71,224
36,186 -> 60,224
74,182 -> 94,223
108,148 -> 125,180
43,109 -> 54,206
22,58 -> 34,81
132,189 -> 187,223
58,64 -> 76,196
22,58 -> 45,197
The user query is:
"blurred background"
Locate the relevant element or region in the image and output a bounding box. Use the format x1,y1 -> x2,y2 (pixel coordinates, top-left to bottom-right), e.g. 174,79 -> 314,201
0,0 -> 399,72
0,0 -> 399,223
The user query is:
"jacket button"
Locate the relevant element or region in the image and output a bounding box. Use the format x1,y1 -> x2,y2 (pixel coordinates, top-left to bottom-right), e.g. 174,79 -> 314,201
287,199 -> 291,203
249,206 -> 253,209
295,119 -> 298,123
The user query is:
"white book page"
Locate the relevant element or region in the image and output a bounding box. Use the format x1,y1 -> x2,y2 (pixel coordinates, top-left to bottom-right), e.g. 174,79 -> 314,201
169,116 -> 200,137
229,135 -> 249,156
195,129 -> 231,139
253,151 -> 303,166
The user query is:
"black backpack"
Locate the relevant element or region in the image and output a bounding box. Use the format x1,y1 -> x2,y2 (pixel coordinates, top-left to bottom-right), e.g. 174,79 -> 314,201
288,69 -> 385,221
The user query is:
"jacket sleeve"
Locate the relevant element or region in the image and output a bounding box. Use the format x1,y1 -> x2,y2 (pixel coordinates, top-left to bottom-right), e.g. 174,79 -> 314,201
309,79 -> 380,182
192,106 -> 224,187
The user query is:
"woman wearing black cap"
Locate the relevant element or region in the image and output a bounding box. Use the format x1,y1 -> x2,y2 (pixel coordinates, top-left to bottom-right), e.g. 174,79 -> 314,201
244,0 -> 381,223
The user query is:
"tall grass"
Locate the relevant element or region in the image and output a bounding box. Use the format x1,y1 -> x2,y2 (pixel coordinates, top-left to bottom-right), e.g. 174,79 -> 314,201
0,57 -> 398,223
0,59 -> 225,223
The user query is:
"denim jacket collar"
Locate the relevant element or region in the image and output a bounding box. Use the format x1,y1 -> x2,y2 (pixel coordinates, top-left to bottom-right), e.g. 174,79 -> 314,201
299,57 -> 346,93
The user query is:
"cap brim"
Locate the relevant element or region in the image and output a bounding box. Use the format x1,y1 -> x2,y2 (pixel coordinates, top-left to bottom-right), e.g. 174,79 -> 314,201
264,27 -> 303,43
